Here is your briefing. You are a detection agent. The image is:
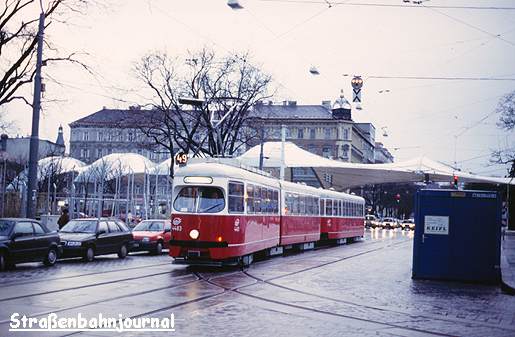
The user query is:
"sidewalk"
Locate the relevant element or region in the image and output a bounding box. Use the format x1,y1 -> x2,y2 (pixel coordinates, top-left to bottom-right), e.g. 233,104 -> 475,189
501,230 -> 515,294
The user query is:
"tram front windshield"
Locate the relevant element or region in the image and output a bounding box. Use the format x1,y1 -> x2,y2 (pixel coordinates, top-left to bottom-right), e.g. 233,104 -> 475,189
174,186 -> 225,213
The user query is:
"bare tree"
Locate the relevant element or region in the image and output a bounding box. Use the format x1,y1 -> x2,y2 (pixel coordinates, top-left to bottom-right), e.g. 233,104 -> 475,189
0,0 -> 93,108
132,48 -> 273,177
492,90 -> 515,177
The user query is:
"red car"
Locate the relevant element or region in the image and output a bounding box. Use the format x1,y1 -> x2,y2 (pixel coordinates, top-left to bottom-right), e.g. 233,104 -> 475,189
131,219 -> 171,254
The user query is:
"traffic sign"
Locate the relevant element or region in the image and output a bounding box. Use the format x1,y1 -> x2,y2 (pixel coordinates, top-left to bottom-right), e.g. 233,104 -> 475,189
353,88 -> 361,103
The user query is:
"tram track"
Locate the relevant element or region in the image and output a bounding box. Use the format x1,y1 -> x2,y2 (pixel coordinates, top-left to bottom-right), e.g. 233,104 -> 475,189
181,238 -> 514,337
0,260 -> 172,287
5,234 -> 483,337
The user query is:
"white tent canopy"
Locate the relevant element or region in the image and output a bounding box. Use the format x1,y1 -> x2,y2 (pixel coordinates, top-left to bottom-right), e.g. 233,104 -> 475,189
151,158 -> 174,175
74,153 -> 156,182
237,142 -> 513,188
7,156 -> 86,190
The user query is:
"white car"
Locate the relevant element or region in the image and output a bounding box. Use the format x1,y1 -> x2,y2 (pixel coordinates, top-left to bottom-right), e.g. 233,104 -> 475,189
401,219 -> 415,230
380,217 -> 399,229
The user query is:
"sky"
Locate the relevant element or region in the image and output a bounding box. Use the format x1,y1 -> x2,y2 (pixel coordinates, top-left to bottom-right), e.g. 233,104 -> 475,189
4,0 -> 515,177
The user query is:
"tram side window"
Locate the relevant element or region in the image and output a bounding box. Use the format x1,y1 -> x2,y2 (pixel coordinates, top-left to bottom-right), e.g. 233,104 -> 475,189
320,199 -> 325,216
299,195 -> 306,215
262,188 -> 270,213
285,193 -> 293,214
254,186 -> 262,213
292,194 -> 299,215
228,181 -> 244,214
338,200 -> 343,217
344,201 -> 349,217
326,199 -> 332,216
247,184 -> 255,213
272,190 -> 279,214
314,197 -> 320,215
332,199 -> 338,217
306,196 -> 314,215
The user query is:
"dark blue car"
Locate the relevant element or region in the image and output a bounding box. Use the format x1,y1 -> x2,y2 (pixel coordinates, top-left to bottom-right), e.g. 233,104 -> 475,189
0,218 -> 61,271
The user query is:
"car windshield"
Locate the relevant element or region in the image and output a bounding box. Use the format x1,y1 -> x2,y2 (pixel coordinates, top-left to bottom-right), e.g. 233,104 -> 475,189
174,186 -> 225,214
0,220 -> 13,235
133,221 -> 164,232
60,220 -> 97,233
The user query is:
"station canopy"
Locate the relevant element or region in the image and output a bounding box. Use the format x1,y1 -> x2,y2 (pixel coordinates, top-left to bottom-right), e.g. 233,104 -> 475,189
237,142 -> 513,188
7,156 -> 86,190
151,158 -> 173,175
74,153 -> 156,182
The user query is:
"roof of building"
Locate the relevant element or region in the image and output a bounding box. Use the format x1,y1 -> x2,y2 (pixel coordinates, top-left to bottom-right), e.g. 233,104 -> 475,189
252,103 -> 337,120
69,108 -> 157,127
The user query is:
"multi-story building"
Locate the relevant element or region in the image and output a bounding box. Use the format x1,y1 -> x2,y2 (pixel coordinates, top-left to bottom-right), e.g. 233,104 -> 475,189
249,93 -> 392,165
0,126 -> 65,163
374,142 -> 394,164
69,107 -> 169,164
70,94 -> 394,168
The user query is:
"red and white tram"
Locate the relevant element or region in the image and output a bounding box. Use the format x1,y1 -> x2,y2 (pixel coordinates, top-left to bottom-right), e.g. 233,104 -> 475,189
169,161 -> 365,266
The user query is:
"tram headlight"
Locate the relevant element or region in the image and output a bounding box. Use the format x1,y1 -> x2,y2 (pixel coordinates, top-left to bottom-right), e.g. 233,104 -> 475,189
189,229 -> 200,240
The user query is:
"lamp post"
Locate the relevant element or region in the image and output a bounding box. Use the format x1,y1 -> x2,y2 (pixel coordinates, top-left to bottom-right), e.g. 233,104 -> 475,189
26,3 -> 45,218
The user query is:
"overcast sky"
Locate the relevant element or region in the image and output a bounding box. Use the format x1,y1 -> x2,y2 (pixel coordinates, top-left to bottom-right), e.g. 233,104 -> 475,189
4,0 -> 515,177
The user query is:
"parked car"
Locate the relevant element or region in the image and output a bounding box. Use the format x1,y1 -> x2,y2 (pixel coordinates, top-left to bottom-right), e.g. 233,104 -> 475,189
401,218 -> 416,230
0,218 -> 61,271
59,218 -> 133,262
131,219 -> 172,254
380,217 -> 399,229
365,215 -> 379,228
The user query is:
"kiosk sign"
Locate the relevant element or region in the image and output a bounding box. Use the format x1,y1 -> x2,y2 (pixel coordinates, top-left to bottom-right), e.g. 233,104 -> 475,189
424,215 -> 449,235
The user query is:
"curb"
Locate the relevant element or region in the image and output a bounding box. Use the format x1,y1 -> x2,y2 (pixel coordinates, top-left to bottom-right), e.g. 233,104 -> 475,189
501,239 -> 515,295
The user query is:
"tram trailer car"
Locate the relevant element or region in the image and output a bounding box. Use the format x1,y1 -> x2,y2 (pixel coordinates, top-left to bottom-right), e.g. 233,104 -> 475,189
169,162 -> 365,266
319,189 -> 366,243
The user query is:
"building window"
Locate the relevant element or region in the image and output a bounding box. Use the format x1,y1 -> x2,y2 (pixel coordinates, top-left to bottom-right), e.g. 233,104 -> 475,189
342,144 -> 349,158
298,128 -> 304,139
343,128 -> 349,140
83,131 -> 89,141
128,132 -> 134,142
98,131 -> 103,141
324,128 -> 331,140
310,128 -> 316,139
286,128 -> 292,139
80,148 -> 90,159
322,147 -> 331,158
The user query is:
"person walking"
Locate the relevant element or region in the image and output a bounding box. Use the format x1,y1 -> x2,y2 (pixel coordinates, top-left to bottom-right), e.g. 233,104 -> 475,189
57,208 -> 70,230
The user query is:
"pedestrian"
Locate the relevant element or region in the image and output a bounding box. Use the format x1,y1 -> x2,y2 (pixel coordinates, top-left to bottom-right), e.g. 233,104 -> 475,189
58,208 -> 70,230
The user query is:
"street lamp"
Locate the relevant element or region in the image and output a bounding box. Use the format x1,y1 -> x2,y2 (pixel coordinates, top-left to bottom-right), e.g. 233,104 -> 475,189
227,0 -> 244,9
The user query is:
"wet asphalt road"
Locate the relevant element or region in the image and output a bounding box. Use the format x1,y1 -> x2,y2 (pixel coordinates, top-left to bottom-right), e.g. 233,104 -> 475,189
1,229 -> 514,337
